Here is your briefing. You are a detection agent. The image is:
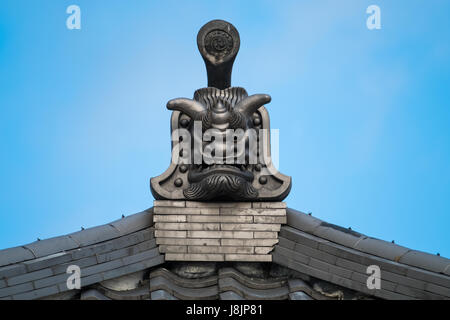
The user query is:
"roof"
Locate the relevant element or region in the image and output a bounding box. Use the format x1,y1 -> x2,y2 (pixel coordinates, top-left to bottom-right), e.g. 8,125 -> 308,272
0,207 -> 449,300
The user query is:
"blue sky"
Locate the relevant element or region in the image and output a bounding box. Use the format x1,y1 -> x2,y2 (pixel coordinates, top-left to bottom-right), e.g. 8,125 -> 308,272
0,0 -> 449,257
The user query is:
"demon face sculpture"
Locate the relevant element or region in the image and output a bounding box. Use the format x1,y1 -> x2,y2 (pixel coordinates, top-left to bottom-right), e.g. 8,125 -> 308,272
150,20 -> 291,202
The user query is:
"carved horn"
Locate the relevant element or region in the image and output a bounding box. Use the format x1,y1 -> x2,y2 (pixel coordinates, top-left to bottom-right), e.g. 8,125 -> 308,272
234,94 -> 271,116
167,98 -> 207,119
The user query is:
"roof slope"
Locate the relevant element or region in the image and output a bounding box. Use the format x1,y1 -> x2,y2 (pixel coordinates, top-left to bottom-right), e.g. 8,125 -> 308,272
0,209 -> 163,300
273,208 -> 450,299
0,207 -> 449,300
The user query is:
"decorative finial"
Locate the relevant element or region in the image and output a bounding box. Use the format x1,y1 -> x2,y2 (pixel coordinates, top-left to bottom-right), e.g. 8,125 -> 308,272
197,19 -> 240,89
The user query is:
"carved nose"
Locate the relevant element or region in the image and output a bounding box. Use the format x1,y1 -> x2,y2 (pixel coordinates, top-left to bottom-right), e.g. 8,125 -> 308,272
210,101 -> 231,126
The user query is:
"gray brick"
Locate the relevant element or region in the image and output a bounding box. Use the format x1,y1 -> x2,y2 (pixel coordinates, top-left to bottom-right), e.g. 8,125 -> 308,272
102,255 -> 164,281
406,268 -> 450,290
96,239 -> 156,264
273,246 -> 310,265
220,208 -> 285,216
70,229 -> 152,260
79,273 -> 104,288
395,283 -> 444,300
165,253 -> 224,262
308,257 -> 352,279
155,230 -> 187,238
382,269 -> 427,291
255,247 -> 274,254
335,257 -> 367,274
253,232 -> 278,239
280,226 -> 329,249
186,201 -> 251,208
156,238 -> 221,246
13,285 -> 59,300
0,247 -> 35,267
23,252 -> 72,273
188,231 -> 253,239
272,250 -> 289,267
153,215 -> 187,222
159,245 -> 187,253
0,282 -> 33,298
188,246 -> 253,254
221,239 -> 278,247
121,247 -> 160,265
425,282 -> 450,297
252,202 -> 286,209
294,242 -> 337,265
285,259 -> 332,283
278,237 -> 296,250
224,254 -> 271,262
82,259 -> 124,277
318,241 -> 410,276
154,200 -> 185,207
34,272 -> 68,289
254,216 -> 287,224
155,222 -> 220,231
154,207 -> 219,215
51,255 -> 98,275
221,223 -> 280,232
0,264 -> 27,279
187,215 -> 253,223
25,236 -> 79,258
7,268 -> 53,286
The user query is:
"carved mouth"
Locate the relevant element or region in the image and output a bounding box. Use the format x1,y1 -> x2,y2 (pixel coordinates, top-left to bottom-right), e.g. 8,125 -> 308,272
188,164 -> 254,183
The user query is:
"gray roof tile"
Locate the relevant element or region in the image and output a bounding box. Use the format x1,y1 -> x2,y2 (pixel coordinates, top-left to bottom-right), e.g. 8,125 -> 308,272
399,250 -> 450,274
0,264 -> 27,279
24,236 -> 79,259
0,282 -> 33,298
67,225 -> 121,247
6,268 -> 53,286
12,285 -> 59,300
109,209 -> 153,235
353,238 -> 410,262
0,247 -> 35,267
286,208 -> 450,277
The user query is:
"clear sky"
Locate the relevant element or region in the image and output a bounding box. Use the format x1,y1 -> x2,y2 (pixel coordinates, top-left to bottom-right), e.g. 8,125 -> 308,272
0,0 -> 449,257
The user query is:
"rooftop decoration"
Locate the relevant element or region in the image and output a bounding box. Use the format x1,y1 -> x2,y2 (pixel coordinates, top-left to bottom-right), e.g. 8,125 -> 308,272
151,20 -> 291,202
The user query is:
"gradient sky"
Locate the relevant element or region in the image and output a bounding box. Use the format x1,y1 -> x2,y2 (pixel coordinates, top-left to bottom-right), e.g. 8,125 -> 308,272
0,1 -> 449,258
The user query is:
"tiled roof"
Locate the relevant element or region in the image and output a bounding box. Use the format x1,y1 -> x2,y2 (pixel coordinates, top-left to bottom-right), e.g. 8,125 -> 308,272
273,208 -> 450,299
0,206 -> 449,300
0,209 -> 163,300
80,265 -> 368,300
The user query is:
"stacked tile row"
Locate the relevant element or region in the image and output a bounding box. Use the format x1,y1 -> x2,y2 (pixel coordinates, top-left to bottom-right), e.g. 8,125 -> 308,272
153,201 -> 287,262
